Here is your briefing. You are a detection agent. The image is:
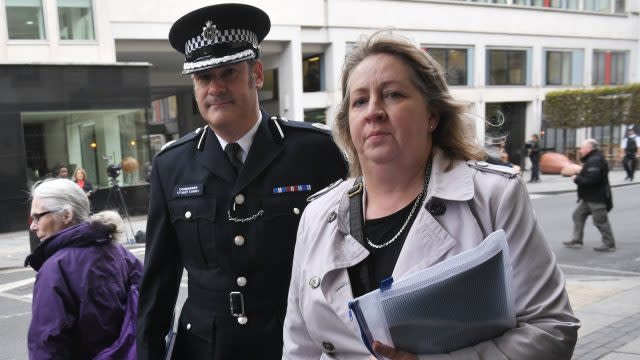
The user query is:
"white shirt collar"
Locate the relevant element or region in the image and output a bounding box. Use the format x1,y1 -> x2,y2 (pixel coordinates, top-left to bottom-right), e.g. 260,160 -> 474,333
214,116 -> 261,163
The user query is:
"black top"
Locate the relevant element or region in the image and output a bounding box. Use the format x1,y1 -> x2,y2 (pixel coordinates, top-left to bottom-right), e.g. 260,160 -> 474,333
349,197 -> 419,297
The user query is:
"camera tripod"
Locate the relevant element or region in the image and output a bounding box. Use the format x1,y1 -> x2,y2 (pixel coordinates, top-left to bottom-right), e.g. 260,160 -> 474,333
105,176 -> 144,243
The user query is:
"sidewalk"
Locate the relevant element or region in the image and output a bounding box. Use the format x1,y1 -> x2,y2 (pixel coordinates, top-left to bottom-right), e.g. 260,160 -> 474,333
1,170 -> 639,358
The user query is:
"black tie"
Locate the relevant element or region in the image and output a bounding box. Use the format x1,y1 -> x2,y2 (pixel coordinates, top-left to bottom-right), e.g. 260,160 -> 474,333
225,143 -> 243,175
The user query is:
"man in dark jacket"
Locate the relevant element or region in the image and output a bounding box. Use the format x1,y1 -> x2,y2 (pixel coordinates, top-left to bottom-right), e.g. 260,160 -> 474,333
528,134 -> 541,182
563,139 -> 616,252
621,127 -> 639,181
136,4 -> 348,360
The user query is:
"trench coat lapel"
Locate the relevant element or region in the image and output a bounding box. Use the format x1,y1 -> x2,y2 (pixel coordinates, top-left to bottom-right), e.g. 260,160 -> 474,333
392,210 -> 456,279
233,114 -> 283,193
393,151 -> 474,278
195,126 -> 236,183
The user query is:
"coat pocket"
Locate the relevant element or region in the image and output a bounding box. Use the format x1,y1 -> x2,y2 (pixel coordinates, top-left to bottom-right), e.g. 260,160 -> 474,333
175,302 -> 216,358
168,195 -> 217,266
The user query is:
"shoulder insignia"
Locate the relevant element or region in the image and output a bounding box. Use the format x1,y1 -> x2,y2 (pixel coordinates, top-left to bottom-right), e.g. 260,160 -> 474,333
157,127 -> 204,156
467,160 -> 518,179
160,140 -> 176,152
306,178 -> 344,202
271,115 -> 333,136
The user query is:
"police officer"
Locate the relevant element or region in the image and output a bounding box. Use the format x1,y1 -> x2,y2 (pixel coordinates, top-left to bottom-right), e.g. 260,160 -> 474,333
136,4 -> 347,360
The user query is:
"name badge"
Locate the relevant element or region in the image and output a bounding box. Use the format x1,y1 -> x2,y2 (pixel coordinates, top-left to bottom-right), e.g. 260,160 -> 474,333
175,184 -> 203,197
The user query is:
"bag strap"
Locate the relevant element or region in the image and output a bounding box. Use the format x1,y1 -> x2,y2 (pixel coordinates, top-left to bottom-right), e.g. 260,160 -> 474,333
348,177 -> 372,294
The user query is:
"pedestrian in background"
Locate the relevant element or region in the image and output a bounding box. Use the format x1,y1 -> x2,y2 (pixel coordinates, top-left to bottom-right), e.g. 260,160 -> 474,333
26,178 -> 142,359
528,133 -> 541,182
564,139 -> 616,252
56,165 -> 69,179
136,4 -> 347,360
283,30 -> 578,360
72,167 -> 94,198
621,127 -> 639,181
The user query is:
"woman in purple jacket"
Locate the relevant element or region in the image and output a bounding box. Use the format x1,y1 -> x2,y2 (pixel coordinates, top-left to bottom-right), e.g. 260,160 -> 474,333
25,178 -> 143,359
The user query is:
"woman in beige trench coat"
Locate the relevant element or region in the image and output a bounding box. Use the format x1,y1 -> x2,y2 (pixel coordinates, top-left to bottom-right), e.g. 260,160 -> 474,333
282,31 -> 579,360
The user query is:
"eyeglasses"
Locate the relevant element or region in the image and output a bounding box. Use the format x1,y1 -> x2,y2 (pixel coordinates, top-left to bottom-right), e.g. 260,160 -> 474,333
30,210 -> 53,224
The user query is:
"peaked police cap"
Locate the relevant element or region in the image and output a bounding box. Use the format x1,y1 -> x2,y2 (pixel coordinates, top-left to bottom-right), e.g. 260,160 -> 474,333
168,3 -> 270,74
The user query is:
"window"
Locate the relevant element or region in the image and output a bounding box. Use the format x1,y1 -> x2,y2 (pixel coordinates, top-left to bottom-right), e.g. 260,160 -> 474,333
304,108 -> 327,124
545,50 -> 582,86
57,0 -> 94,40
424,47 -> 470,86
585,0 -> 611,12
258,68 -> 278,101
5,0 -> 46,40
593,51 -> 627,85
546,51 -> 571,85
615,0 -> 625,13
302,54 -> 323,92
513,0 -> 577,9
487,49 -> 527,85
22,109 -> 150,187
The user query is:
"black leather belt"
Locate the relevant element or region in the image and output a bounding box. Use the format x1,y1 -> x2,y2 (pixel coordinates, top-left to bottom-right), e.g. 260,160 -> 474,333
188,286 -> 284,319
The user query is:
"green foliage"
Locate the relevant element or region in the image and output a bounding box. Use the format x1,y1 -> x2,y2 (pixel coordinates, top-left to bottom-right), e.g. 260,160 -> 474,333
544,84 -> 640,128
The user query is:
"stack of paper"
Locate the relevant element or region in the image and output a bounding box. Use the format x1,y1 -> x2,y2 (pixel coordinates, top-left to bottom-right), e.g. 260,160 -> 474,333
348,230 -> 515,357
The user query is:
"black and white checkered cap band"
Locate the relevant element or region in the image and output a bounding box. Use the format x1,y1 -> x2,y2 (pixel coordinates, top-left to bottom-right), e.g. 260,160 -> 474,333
185,28 -> 259,56
182,49 -> 256,73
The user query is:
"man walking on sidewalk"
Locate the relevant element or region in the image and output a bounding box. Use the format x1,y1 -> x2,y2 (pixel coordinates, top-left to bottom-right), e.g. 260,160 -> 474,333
563,139 -> 616,252
528,133 -> 541,183
621,127 -> 639,181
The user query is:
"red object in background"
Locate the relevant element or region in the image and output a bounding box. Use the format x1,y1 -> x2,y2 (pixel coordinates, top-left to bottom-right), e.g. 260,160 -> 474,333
605,51 -> 612,85
540,152 -> 572,174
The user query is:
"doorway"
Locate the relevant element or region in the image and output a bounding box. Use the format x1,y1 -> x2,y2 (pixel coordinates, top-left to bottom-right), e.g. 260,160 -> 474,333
485,102 -> 527,168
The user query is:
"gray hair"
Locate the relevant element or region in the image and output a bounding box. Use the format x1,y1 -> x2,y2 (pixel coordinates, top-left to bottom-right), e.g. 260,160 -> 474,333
30,178 -> 125,242
334,30 -> 486,176
585,138 -> 599,150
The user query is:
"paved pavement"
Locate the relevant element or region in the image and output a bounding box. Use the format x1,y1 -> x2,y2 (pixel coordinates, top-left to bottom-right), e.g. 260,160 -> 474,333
1,169 -> 639,358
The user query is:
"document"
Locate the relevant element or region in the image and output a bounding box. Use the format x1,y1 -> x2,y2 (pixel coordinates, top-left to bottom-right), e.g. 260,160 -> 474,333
348,229 -> 515,357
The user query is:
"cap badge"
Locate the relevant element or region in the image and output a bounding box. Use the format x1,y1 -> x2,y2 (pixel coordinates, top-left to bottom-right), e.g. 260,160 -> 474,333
202,20 -> 220,40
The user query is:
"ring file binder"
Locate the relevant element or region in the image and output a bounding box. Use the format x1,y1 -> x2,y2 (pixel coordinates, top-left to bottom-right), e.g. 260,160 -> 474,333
348,229 -> 515,357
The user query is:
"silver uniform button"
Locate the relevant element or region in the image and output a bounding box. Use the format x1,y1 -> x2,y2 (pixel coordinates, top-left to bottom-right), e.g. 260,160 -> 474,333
186,323 -> 191,330
293,207 -> 300,215
185,211 -> 192,219
327,211 -> 337,223
235,194 -> 245,205
237,277 -> 247,287
234,235 -> 245,246
237,316 -> 248,325
309,276 -> 321,288
195,127 -> 201,134
476,161 -> 489,167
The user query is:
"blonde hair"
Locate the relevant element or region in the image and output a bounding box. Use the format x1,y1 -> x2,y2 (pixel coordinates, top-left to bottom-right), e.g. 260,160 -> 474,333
334,30 -> 486,176
73,168 -> 87,181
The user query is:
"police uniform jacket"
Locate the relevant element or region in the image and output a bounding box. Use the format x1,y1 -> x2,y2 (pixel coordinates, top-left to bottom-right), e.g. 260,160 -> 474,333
574,149 -> 609,204
283,148 -> 579,359
137,111 -> 347,360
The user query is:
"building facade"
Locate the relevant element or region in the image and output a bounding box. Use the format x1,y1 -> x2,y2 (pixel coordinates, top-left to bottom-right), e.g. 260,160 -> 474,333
1,0 -> 638,232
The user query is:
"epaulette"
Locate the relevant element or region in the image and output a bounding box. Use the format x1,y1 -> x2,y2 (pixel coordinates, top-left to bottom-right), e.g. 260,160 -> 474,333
269,116 -> 333,137
306,178 -> 344,202
467,160 -> 518,179
157,126 -> 206,156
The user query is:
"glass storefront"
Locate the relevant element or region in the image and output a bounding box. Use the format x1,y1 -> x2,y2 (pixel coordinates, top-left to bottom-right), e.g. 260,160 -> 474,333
22,108 -> 150,188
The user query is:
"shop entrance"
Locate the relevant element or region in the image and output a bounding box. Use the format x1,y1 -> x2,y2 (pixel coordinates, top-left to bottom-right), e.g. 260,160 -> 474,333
485,102 -> 527,168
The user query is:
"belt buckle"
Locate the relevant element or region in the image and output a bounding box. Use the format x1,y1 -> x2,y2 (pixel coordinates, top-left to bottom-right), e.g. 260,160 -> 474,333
229,291 -> 245,317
